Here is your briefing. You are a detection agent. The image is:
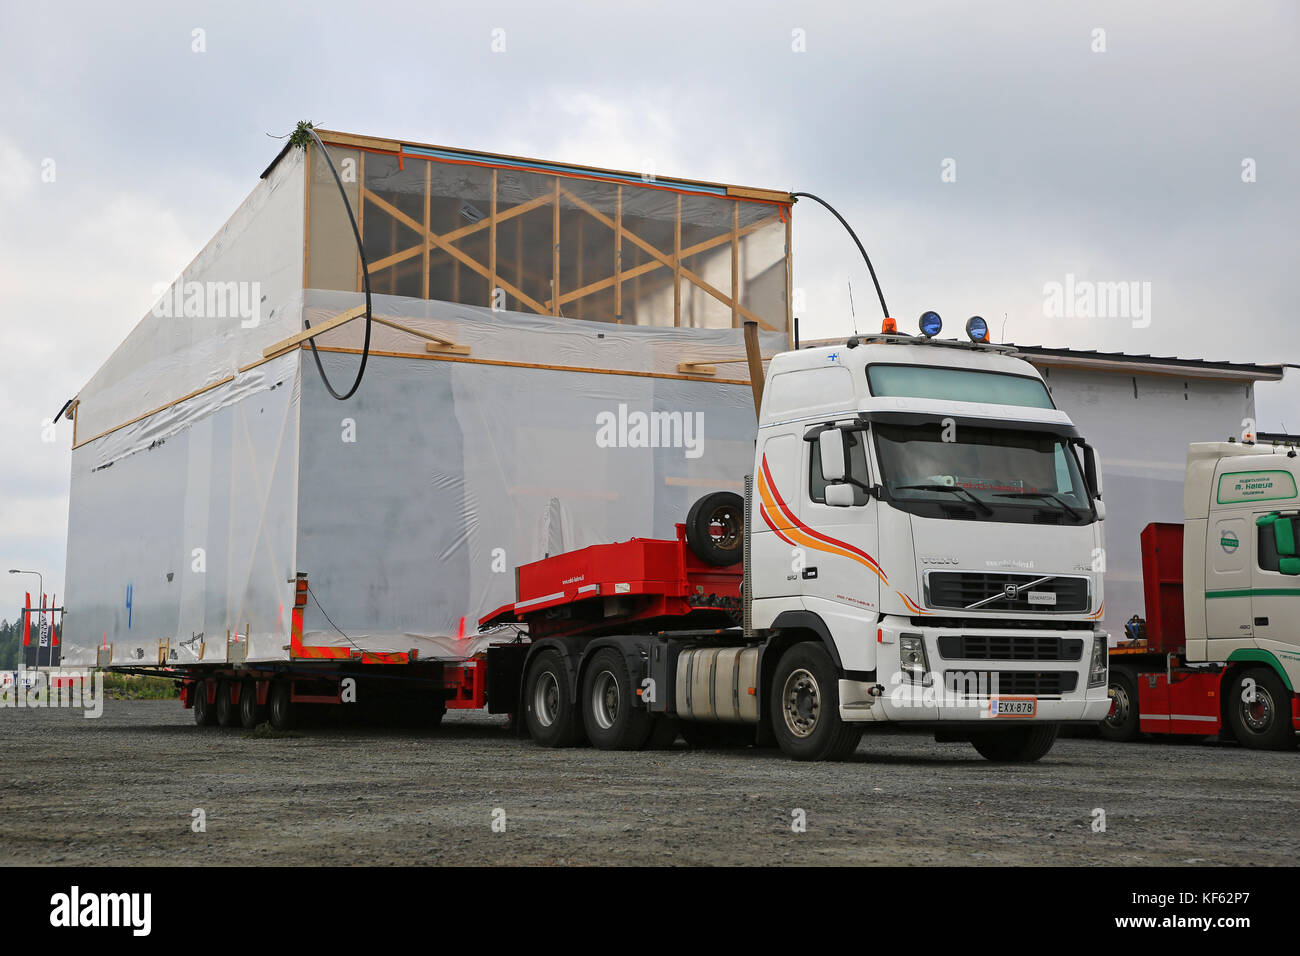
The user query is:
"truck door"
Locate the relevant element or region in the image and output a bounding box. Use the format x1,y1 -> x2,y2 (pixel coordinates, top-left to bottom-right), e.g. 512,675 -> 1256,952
798,424 -> 882,614
1251,510 -> 1300,644
1205,511 -> 1253,641
752,432 -> 803,600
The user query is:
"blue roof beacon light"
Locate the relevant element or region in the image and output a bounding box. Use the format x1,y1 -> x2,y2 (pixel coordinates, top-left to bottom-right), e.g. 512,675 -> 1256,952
918,311 -> 942,337
965,315 -> 989,343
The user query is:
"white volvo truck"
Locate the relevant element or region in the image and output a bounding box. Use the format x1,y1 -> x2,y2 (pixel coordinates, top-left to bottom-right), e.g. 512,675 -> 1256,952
483,314 -> 1114,762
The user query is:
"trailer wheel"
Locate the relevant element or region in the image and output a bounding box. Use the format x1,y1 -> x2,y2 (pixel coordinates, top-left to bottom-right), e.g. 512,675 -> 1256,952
239,680 -> 268,730
269,681 -> 296,732
192,680 -> 217,726
523,651 -> 581,747
215,680 -> 240,728
769,642 -> 863,761
581,648 -> 655,750
685,492 -> 744,566
1099,669 -> 1141,742
970,724 -> 1058,762
1227,667 -> 1297,751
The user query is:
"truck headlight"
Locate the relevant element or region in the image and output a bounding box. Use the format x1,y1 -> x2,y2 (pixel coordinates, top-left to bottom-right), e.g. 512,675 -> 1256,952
1087,634 -> 1108,688
899,633 -> 930,685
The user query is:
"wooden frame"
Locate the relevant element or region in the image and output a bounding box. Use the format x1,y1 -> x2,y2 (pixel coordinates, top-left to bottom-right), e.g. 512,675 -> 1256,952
315,142 -> 794,335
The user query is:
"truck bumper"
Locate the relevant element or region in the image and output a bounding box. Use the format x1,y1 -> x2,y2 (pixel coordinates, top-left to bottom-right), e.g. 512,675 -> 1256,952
838,618 -> 1112,724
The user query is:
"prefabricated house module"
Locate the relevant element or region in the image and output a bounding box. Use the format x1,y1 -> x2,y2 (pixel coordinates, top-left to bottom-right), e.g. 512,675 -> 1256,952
60,129 -> 794,668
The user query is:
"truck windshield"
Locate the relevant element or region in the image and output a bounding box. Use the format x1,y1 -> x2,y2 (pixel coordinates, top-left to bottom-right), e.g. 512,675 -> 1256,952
873,422 -> 1091,520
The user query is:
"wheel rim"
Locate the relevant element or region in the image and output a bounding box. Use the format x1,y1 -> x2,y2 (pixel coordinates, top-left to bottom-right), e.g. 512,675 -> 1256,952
706,505 -> 742,555
591,670 -> 620,730
1240,685 -> 1276,735
781,668 -> 821,738
533,671 -> 560,728
1105,683 -> 1131,728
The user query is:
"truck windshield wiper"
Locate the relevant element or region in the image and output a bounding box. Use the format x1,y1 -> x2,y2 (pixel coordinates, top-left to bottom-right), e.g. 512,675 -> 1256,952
893,484 -> 994,516
993,490 -> 1084,521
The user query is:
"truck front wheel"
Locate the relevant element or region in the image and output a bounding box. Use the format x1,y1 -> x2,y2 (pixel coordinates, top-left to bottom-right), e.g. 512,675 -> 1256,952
1099,669 -> 1140,742
1227,667 -> 1297,751
970,724 -> 1058,762
769,642 -> 862,761
523,651 -> 582,748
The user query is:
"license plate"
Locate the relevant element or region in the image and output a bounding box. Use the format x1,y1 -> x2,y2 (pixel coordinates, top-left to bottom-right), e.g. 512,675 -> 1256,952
990,697 -> 1037,717
1026,591 -> 1056,606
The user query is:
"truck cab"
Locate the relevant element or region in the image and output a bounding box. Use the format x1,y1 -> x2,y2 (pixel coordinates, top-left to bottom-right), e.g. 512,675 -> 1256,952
750,328 -> 1114,751
1099,441 -> 1300,749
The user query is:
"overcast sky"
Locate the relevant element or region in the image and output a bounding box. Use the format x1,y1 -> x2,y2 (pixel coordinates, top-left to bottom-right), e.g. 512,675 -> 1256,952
1,0 -> 1297,606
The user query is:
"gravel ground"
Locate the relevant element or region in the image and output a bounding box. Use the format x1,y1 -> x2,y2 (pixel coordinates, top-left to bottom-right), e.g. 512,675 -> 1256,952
0,700 -> 1294,866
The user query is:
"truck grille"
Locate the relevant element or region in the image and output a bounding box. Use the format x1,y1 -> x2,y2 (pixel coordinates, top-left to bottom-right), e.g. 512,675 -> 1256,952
925,572 -> 1089,612
943,670 -> 1078,697
936,634 -> 1083,661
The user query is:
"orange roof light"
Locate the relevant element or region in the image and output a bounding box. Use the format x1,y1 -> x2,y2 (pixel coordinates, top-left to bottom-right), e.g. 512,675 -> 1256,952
882,317 -> 897,334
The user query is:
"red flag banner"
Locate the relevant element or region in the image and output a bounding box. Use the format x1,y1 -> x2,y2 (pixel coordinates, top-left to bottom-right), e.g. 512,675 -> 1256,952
52,593 -> 58,646
23,592 -> 30,646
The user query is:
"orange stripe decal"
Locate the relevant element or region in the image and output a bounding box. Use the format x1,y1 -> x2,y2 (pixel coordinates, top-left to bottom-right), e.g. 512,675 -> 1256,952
756,455 -> 887,584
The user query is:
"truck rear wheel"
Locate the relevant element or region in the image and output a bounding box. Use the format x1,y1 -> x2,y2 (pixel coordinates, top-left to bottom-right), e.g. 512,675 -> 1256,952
269,681 -> 296,731
192,680 -> 217,726
1099,669 -> 1140,742
970,724 -> 1058,762
524,650 -> 582,748
1227,667 -> 1296,751
769,642 -> 863,761
581,648 -> 654,750
215,680 -> 240,728
685,492 -> 744,566
239,679 -> 268,729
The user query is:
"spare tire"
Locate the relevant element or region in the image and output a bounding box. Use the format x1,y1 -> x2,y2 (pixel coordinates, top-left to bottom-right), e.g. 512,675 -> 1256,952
686,491 -> 744,566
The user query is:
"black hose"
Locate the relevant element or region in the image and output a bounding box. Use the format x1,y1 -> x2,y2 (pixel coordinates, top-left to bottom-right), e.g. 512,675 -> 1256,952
790,191 -> 889,320
302,127 -> 372,401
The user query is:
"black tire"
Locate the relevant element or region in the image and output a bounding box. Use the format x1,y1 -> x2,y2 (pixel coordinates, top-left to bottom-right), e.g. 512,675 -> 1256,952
1226,667 -> 1297,751
1099,669 -> 1141,742
685,492 -> 744,566
268,681 -> 296,731
970,723 -> 1059,762
581,648 -> 655,750
239,680 -> 268,729
769,642 -> 863,761
215,680 -> 240,728
192,680 -> 217,726
523,650 -> 582,747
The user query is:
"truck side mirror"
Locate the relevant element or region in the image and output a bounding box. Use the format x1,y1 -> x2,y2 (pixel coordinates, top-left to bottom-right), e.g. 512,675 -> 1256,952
1083,443 -> 1103,500
824,484 -> 855,508
818,429 -> 847,482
